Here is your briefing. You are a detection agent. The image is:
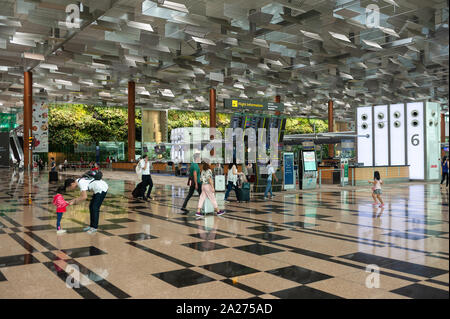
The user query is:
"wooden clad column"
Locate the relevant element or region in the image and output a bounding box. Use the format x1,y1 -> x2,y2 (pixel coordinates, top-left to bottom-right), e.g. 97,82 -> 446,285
209,88 -> 216,156
275,95 -> 281,116
128,81 -> 135,162
442,113 -> 446,158
24,71 -> 32,170
328,100 -> 334,158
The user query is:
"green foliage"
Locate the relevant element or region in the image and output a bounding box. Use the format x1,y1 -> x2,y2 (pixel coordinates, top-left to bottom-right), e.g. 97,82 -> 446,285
48,105 -> 327,152
49,104 -> 141,149
168,110 -> 231,138
285,117 -> 328,134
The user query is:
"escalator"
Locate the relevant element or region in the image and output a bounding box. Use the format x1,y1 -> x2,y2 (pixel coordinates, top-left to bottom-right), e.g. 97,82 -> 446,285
9,132 -> 24,165
10,136 -> 20,162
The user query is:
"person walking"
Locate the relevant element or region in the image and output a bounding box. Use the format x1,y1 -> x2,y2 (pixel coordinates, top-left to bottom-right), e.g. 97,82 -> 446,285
139,155 -> 154,200
50,157 -> 56,172
264,160 -> 278,200
369,171 -> 384,207
181,153 -> 202,213
196,162 -> 225,218
224,163 -> 240,202
38,158 -> 44,171
67,171 -> 108,234
441,156 -> 449,188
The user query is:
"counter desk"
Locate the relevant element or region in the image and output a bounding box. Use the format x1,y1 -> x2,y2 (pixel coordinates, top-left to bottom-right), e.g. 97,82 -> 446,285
318,165 -> 409,185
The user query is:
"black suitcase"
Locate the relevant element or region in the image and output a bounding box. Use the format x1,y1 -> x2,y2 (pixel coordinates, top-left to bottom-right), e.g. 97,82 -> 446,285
237,183 -> 250,202
132,182 -> 146,198
49,171 -> 58,182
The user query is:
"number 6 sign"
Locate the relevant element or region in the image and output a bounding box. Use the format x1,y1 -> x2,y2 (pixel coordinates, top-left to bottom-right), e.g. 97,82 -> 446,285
411,134 -> 420,146
406,103 -> 424,179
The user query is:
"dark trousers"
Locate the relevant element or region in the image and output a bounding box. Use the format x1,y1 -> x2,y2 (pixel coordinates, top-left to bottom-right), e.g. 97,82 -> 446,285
142,175 -> 153,198
56,213 -> 63,230
441,172 -> 449,187
224,181 -> 239,200
182,182 -> 202,209
89,191 -> 107,229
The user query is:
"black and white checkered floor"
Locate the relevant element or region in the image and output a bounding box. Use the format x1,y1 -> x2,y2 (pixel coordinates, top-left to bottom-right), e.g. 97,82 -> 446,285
0,169 -> 448,299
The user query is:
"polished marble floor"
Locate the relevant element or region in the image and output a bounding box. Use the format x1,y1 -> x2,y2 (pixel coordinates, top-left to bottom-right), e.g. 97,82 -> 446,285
0,169 -> 448,299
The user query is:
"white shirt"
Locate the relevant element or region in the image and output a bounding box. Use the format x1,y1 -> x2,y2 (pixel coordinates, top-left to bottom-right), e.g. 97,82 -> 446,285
227,165 -> 238,185
77,178 -> 92,192
374,179 -> 382,190
88,180 -> 109,194
267,165 -> 275,181
139,159 -> 150,175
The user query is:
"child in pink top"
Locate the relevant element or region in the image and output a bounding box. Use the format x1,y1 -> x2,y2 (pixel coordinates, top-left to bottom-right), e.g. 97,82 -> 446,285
52,179 -> 74,234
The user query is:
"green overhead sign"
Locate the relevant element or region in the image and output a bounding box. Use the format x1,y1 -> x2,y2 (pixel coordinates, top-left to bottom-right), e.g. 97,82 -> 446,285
0,113 -> 17,132
224,98 -> 284,111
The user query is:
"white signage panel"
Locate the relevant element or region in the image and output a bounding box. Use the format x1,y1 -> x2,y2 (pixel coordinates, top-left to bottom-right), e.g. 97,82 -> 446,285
406,102 -> 424,180
357,106 -> 373,166
373,105 -> 389,166
389,103 -> 406,166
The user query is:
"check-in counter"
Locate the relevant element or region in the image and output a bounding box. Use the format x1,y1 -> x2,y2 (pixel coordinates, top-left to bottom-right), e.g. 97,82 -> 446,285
112,161 -> 175,174
318,165 -> 409,185
352,165 -> 409,185
112,162 -> 136,171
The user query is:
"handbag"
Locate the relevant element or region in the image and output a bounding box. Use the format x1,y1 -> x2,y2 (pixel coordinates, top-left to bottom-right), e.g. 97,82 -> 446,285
135,160 -> 143,177
187,176 -> 193,186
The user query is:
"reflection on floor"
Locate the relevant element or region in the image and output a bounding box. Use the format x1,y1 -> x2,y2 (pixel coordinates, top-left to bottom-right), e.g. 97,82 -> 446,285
0,169 -> 448,299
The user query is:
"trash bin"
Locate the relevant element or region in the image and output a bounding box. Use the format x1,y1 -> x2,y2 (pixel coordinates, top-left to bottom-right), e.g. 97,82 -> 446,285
332,171 -> 340,184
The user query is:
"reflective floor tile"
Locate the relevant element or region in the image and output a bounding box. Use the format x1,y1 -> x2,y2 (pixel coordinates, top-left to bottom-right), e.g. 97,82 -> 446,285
271,285 -> 343,299
106,218 -> 136,223
407,228 -> 448,236
61,246 -> 107,259
383,232 -> 428,240
266,265 -> 333,285
182,241 -> 228,252
234,243 -> 284,256
189,233 -> 229,240
247,233 -> 290,242
153,268 -> 215,288
390,283 -> 449,299
202,261 -> 259,278
119,233 -> 157,241
282,221 -> 317,228
25,225 -> 54,231
246,225 -> 285,232
0,254 -> 40,268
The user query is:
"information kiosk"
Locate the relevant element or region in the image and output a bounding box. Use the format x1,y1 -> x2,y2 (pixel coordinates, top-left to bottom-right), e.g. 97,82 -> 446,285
299,148 -> 318,190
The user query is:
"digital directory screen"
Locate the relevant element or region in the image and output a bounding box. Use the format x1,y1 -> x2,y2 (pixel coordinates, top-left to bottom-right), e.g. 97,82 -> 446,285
303,151 -> 317,171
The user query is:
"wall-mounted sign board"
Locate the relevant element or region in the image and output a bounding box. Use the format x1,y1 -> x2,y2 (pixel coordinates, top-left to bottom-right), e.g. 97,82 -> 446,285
224,99 -> 284,111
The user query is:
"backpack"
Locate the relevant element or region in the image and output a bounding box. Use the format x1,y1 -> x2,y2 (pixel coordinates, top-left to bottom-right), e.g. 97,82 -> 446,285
83,170 -> 103,180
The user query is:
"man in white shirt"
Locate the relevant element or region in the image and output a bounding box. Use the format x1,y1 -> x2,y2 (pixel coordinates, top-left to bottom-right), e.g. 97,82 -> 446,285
264,160 -> 278,200
139,155 -> 153,200
68,171 -> 108,234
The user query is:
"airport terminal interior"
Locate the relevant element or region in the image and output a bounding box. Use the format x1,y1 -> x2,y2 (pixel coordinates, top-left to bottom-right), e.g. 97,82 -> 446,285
0,0 -> 449,300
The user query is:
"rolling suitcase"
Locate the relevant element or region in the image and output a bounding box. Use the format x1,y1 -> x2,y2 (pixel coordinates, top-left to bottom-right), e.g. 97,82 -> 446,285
49,171 -> 58,182
132,182 -> 146,198
214,175 -> 226,192
238,182 -> 250,202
